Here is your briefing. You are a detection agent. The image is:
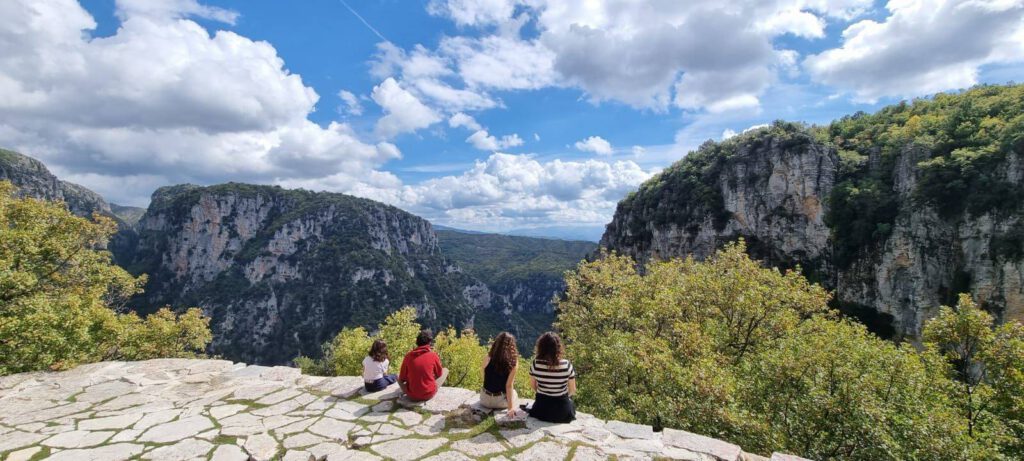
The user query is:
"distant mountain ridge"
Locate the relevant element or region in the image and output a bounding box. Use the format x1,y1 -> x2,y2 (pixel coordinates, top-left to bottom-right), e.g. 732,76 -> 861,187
436,229 -> 596,351
1,148 -> 590,364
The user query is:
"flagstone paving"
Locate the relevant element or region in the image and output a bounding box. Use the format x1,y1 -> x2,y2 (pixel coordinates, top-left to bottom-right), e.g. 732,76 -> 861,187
0,359 -> 807,460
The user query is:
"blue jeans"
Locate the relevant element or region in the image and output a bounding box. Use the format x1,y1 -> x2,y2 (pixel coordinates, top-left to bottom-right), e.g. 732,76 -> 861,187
364,374 -> 397,392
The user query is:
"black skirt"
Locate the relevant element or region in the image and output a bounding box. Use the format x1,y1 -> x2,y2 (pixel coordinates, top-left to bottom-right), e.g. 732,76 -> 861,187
528,393 -> 576,423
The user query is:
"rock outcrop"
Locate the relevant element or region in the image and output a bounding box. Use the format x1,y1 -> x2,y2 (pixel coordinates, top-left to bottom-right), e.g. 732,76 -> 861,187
601,119 -> 1024,340
0,359 -> 810,460
119,184 -> 476,365
0,148 -> 112,218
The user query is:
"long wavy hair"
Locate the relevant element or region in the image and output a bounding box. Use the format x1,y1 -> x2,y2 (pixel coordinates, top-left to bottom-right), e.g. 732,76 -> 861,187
369,339 -> 389,362
534,331 -> 563,366
487,332 -> 518,374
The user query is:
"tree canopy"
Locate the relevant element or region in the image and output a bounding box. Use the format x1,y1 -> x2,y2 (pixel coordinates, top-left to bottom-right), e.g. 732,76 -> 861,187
0,181 -> 211,375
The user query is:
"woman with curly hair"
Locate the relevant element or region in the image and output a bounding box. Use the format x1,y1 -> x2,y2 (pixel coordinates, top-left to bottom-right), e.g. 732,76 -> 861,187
524,331 -> 576,423
480,332 -> 519,416
362,339 -> 397,392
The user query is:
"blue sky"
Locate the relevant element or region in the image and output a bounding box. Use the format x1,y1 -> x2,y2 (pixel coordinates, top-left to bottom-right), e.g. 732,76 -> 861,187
2,0 -> 1023,239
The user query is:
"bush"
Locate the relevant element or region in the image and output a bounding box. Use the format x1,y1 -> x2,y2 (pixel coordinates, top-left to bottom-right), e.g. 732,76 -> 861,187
297,307 -> 536,398
0,182 -> 212,375
558,241 -> 1013,460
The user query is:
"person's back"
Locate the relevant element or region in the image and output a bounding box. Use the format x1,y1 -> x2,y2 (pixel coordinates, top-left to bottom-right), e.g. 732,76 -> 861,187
362,339 -> 397,392
399,329 -> 448,401
526,332 -> 576,423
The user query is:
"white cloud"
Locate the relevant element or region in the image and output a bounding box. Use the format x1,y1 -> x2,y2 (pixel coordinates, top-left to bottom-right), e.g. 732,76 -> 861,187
400,153 -> 653,228
448,113 -> 522,151
115,0 -> 239,24
371,77 -> 442,138
631,145 -> 645,156
416,0 -> 877,111
337,90 -> 363,116
426,0 -> 520,27
722,123 -> 768,140
533,133 -> 540,141
574,136 -> 613,155
466,130 -> 523,150
804,0 -> 1024,102
0,0 -> 400,205
448,112 -> 482,131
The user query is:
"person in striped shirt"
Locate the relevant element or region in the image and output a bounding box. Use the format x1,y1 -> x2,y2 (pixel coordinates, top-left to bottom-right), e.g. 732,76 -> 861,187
524,331 -> 576,423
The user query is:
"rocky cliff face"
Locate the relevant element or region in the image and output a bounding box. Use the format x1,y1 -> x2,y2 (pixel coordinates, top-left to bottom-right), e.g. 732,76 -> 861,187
121,184 -> 476,364
0,148 -> 112,218
602,112 -> 1024,340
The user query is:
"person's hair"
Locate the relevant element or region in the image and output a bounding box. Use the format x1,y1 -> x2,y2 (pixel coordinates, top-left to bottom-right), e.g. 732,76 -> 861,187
534,331 -> 563,365
416,329 -> 433,347
369,339 -> 389,362
488,332 -> 518,374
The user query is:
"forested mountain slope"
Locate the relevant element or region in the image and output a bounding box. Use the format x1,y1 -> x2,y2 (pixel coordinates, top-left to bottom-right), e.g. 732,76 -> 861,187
437,230 -> 596,350
601,85 -> 1024,339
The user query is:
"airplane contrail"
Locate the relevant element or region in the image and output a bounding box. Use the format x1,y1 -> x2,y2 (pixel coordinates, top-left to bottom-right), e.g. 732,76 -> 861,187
337,0 -> 390,43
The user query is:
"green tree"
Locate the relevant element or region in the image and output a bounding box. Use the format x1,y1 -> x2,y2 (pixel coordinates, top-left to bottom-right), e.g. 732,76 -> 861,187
557,241 -> 990,460
434,327 -> 488,389
0,182 -> 211,375
924,294 -> 1024,457
378,307 -> 421,372
743,318 -> 976,460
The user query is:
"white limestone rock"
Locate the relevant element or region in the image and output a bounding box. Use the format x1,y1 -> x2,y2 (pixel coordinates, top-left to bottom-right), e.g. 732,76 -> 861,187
370,437 -> 447,461
663,428 -> 743,461
138,415 -> 214,443
41,430 -> 114,448
144,438 -> 214,460
244,433 -> 280,461
44,443 -> 145,461
514,440 -> 570,461
210,444 -> 249,461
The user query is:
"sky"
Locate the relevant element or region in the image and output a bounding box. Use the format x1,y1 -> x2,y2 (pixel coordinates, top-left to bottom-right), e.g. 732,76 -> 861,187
1,0 -> 1022,240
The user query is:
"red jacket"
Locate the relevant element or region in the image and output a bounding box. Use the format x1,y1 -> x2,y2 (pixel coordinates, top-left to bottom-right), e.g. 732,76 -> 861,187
399,345 -> 443,400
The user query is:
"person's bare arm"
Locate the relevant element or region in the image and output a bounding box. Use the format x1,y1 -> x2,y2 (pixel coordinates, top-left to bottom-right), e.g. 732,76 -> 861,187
567,378 -> 577,397
505,364 -> 517,416
529,376 -> 537,392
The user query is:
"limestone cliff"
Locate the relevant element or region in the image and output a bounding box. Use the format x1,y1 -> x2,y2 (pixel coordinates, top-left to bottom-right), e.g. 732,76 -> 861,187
0,148 -> 113,219
602,86 -> 1024,340
121,183 -> 475,364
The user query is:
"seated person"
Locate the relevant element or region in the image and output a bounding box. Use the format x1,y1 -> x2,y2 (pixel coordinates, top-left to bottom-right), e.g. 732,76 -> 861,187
480,332 -> 518,417
362,339 -> 397,392
525,332 -> 576,423
398,329 -> 449,401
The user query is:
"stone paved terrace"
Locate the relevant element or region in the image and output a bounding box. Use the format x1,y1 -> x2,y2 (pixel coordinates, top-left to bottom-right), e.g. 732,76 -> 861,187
0,359 -> 811,461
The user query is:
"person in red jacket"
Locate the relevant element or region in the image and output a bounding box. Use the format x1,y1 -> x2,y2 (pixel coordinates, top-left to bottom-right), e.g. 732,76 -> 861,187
398,329 -> 449,401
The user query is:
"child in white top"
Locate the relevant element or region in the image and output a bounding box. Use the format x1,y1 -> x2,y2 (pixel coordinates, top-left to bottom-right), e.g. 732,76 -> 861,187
362,339 -> 397,392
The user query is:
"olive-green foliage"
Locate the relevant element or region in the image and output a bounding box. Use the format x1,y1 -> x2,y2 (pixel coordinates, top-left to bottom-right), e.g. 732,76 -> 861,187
821,84 -> 1024,265
558,240 -> 1015,460
297,307 -> 536,398
924,295 -> 1024,458
0,182 -> 212,375
434,327 -> 488,389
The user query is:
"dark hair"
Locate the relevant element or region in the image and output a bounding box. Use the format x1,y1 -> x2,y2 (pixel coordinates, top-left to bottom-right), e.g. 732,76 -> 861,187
534,332 -> 563,365
488,332 -> 518,374
369,339 -> 389,362
416,329 -> 433,347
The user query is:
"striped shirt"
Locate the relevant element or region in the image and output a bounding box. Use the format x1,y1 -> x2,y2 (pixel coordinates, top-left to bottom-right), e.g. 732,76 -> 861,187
529,359 -> 576,397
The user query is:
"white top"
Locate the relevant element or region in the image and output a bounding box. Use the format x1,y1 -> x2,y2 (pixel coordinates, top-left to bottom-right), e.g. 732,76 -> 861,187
362,356 -> 389,382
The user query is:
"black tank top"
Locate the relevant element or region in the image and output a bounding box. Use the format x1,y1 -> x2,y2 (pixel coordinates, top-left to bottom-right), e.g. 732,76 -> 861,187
483,360 -> 510,394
